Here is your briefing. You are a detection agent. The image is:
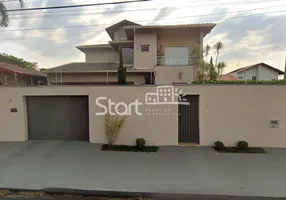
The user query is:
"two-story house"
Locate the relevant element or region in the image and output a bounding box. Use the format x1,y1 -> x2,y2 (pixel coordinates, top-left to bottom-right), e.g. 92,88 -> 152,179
228,63 -> 284,81
44,20 -> 216,85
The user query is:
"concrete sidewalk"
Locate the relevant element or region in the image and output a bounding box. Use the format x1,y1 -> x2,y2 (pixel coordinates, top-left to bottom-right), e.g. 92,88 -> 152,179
0,141 -> 286,198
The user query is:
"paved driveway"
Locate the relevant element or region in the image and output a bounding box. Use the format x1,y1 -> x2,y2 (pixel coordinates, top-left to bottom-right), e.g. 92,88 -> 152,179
0,141 -> 286,198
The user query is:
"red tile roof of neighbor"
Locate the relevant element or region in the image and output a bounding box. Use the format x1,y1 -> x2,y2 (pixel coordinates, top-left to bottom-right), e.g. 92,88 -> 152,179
0,62 -> 46,77
218,74 -> 239,81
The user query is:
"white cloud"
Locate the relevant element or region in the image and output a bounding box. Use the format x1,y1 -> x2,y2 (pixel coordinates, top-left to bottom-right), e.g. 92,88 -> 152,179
0,0 -> 285,69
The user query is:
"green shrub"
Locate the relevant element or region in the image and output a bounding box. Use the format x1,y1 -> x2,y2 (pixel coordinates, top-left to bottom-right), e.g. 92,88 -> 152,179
237,141 -> 248,150
104,113 -> 126,145
192,80 -> 284,85
136,138 -> 146,148
214,141 -> 225,150
101,144 -> 158,152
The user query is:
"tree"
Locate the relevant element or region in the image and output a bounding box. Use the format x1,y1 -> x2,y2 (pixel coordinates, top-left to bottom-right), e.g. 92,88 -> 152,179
214,41 -> 224,67
0,53 -> 37,68
193,45 -> 209,81
213,41 -> 225,80
193,41 -> 226,81
0,0 -> 24,27
117,46 -> 126,84
104,113 -> 126,145
195,59 -> 209,81
209,57 -> 217,81
204,45 -> 211,63
217,61 -> 227,79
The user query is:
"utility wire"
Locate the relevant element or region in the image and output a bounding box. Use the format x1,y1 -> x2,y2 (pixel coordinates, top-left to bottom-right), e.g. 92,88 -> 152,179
1,0 -> 19,2
2,8 -> 286,40
6,0 -> 152,12
8,0 -> 284,20
2,5 -> 286,32
7,0 -> 283,18
8,0 -> 281,15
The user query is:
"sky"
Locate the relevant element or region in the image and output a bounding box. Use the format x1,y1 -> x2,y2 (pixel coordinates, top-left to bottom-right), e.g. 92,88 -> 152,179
0,0 -> 285,73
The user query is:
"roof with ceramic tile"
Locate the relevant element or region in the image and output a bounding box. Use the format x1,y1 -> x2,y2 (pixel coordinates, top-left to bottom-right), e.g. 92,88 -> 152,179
0,62 -> 46,77
218,74 -> 239,81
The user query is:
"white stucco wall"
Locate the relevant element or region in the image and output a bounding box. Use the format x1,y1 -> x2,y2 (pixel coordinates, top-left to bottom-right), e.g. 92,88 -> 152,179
134,29 -> 157,69
231,65 -> 279,81
155,66 -> 195,84
2,85 -> 286,147
188,85 -> 286,147
258,65 -> 279,80
85,49 -> 118,63
47,73 -> 146,85
0,87 -> 177,145
157,28 -> 200,58
0,93 -> 27,141
114,27 -> 127,40
229,72 -> 238,79
237,67 -> 258,80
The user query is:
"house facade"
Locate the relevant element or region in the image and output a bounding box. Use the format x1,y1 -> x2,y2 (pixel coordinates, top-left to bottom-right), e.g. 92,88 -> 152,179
229,63 -> 284,81
0,62 -> 47,86
2,85 -> 286,148
45,20 -> 216,85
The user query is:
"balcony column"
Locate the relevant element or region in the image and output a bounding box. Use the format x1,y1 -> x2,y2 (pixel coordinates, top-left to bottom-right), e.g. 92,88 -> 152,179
200,29 -> 204,58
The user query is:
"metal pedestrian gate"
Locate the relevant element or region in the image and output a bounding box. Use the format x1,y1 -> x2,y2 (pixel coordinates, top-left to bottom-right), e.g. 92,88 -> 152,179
178,95 -> 199,144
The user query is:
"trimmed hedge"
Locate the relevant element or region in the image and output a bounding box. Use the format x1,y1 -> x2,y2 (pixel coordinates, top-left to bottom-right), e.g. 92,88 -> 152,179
136,138 -> 146,148
214,147 -> 266,154
102,144 -> 159,152
192,80 -> 285,84
237,141 -> 248,150
214,141 -> 225,151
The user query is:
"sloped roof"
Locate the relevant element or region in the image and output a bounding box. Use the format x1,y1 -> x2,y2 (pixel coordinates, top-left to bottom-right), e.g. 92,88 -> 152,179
218,74 -> 239,81
105,19 -> 141,40
124,23 -> 216,29
124,22 -> 216,37
229,63 -> 284,75
78,21 -> 215,49
76,44 -> 112,52
43,63 -> 153,73
229,66 -> 248,74
44,63 -> 119,73
0,62 -> 46,77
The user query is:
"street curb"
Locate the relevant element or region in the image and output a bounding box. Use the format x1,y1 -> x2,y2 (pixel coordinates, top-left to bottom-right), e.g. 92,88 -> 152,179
1,187 -> 286,200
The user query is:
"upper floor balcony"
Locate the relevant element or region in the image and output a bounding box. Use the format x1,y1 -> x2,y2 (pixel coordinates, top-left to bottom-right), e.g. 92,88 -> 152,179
156,56 -> 199,66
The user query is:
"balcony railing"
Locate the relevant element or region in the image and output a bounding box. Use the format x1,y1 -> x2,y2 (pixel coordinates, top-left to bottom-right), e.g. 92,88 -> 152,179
156,56 -> 199,66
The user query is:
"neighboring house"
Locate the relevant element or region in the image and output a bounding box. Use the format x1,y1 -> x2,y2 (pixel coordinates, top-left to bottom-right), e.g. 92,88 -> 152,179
217,74 -> 239,81
0,62 -> 47,86
228,63 -> 284,81
44,20 -> 216,85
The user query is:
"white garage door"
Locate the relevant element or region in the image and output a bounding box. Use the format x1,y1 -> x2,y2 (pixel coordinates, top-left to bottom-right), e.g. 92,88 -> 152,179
165,47 -> 189,65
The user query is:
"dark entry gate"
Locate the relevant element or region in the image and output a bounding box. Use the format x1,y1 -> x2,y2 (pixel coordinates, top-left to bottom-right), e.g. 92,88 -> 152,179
26,96 -> 89,141
178,95 -> 199,144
